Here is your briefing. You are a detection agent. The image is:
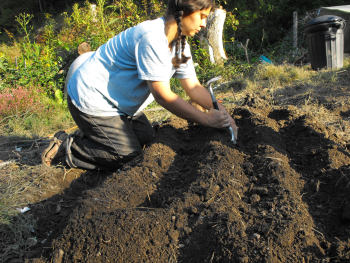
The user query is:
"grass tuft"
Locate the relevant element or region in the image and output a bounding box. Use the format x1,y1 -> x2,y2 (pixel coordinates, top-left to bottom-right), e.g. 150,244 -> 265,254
254,63 -> 315,89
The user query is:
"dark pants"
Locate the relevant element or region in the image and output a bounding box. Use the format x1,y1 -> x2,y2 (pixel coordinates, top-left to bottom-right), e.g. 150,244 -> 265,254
66,96 -> 154,170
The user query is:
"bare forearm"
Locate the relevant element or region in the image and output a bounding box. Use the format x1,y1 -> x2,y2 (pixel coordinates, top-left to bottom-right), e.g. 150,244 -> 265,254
148,80 -> 231,128
185,84 -> 213,110
180,78 -> 215,110
154,92 -> 208,125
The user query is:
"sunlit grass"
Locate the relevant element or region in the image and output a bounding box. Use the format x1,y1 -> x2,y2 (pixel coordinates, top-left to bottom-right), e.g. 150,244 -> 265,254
0,43 -> 21,64
253,63 -> 316,90
0,168 -> 30,224
0,95 -> 74,138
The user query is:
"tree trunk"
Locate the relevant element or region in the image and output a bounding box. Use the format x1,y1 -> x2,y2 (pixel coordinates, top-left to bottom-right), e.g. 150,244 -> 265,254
206,8 -> 228,64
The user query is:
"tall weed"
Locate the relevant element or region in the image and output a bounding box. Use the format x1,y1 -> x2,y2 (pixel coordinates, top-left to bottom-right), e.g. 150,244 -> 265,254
5,13 -> 65,95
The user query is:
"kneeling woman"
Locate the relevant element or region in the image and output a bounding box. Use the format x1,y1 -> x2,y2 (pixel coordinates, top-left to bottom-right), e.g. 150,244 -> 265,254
42,0 -> 238,170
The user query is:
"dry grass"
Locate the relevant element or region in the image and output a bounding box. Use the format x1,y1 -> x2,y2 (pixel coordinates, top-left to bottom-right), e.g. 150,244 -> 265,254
0,164 -> 49,224
254,63 -> 315,89
0,166 -> 28,224
0,164 -> 39,260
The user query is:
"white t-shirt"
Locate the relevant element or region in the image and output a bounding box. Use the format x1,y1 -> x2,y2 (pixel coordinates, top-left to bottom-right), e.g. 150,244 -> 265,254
67,17 -> 197,116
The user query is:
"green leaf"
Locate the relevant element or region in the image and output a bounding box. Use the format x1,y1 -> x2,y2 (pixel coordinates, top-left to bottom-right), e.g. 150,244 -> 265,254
54,89 -> 63,104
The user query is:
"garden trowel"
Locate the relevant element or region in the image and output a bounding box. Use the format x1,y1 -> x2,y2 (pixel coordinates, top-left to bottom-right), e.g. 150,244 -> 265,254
206,76 -> 236,144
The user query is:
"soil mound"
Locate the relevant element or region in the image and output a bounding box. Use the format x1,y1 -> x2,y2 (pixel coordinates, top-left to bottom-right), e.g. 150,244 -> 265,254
27,103 -> 350,262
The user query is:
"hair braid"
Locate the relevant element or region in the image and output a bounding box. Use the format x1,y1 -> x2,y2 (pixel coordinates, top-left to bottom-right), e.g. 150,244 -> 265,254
171,11 -> 181,68
180,35 -> 189,63
172,11 -> 190,68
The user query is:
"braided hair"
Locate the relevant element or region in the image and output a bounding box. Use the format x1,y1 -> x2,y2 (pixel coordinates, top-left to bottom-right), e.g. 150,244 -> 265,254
166,0 -> 213,68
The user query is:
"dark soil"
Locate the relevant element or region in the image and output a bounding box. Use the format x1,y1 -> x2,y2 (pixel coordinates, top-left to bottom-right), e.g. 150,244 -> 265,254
17,96 -> 350,262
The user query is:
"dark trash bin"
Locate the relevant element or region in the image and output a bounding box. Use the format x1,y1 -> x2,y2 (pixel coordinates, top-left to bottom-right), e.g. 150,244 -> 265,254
305,15 -> 346,70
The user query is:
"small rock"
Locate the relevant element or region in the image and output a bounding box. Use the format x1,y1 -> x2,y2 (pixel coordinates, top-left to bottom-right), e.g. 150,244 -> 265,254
184,226 -> 192,235
252,233 -> 260,240
212,184 -> 220,192
168,230 -> 180,243
250,194 -> 261,203
78,42 -> 91,55
189,206 -> 198,215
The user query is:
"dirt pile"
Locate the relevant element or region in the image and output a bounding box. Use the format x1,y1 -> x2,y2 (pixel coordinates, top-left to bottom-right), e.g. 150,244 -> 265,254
23,97 -> 350,262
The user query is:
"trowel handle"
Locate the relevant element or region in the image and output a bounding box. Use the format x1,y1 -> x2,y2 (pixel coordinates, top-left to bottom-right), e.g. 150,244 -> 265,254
209,87 -> 219,110
212,100 -> 219,110
209,86 -> 237,144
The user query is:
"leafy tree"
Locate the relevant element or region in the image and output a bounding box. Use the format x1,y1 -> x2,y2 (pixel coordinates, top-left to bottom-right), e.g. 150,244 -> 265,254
220,0 -> 350,49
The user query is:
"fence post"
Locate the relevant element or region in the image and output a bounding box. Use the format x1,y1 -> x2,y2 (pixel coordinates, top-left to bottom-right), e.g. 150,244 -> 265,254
293,11 -> 298,51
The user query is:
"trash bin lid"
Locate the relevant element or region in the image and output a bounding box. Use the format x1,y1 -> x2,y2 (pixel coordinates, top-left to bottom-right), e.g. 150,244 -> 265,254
305,15 -> 345,33
306,15 -> 345,28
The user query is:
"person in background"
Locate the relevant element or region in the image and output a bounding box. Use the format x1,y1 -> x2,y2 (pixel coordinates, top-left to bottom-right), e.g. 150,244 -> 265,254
42,0 -> 238,170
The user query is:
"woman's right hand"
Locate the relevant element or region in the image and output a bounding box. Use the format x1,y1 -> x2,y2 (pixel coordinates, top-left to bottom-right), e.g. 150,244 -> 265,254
206,108 -> 232,129
206,108 -> 239,142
